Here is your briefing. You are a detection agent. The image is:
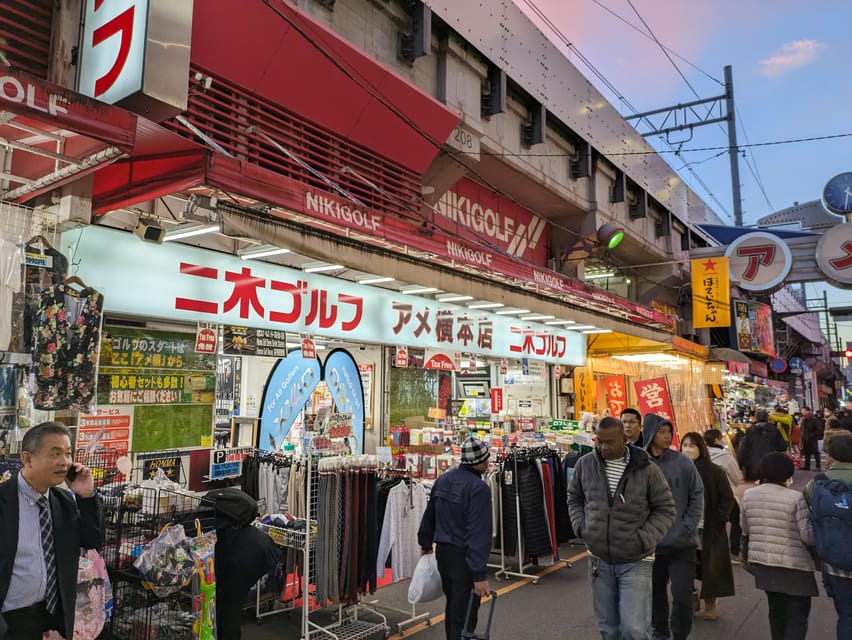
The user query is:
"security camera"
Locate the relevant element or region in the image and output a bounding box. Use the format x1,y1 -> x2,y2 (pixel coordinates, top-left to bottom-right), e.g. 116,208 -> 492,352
134,220 -> 165,244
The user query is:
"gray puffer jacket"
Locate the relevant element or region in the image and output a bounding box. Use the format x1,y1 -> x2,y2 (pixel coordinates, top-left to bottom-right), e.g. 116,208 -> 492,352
568,445 -> 676,564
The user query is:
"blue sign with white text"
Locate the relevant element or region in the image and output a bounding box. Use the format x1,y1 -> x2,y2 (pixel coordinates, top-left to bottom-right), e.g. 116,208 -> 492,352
258,350 -> 321,451
323,349 -> 365,453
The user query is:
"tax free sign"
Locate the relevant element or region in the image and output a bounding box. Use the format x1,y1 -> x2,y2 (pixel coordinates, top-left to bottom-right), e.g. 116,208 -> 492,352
60,226 -> 586,365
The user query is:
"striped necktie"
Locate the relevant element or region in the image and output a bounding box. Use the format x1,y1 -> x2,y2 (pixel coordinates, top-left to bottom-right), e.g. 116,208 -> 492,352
37,496 -> 59,614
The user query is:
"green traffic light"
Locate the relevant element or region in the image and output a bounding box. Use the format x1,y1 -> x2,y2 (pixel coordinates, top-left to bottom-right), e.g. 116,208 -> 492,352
607,230 -> 625,250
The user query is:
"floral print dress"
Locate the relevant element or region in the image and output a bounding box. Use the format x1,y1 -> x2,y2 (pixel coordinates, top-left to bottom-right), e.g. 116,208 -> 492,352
32,283 -> 104,412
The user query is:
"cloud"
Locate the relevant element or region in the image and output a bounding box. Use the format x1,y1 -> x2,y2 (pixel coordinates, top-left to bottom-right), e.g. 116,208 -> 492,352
759,39 -> 824,77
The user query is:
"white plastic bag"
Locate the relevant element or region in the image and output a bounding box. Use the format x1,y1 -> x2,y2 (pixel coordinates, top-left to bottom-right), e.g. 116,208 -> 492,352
407,552 -> 443,604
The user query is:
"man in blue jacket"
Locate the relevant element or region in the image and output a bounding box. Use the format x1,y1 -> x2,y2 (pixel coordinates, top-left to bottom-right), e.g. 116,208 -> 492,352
418,437 -> 492,640
643,414 -> 704,640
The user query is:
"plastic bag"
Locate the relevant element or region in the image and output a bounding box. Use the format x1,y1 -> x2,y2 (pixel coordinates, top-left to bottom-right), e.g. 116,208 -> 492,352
73,549 -> 113,640
407,553 -> 442,604
134,524 -> 198,597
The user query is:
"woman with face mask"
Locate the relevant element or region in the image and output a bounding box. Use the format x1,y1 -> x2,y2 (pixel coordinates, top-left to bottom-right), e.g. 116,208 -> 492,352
740,452 -> 817,640
680,433 -> 735,621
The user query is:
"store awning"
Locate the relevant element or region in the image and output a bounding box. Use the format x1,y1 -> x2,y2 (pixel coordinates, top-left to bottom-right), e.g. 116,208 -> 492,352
189,0 -> 459,174
0,69 -> 136,203
709,347 -> 751,365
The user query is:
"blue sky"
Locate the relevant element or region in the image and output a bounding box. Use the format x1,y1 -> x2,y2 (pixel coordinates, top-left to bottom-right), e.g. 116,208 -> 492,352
519,0 -> 852,343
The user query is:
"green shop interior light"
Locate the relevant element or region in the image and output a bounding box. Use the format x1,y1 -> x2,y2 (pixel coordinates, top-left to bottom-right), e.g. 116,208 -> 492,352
597,223 -> 625,250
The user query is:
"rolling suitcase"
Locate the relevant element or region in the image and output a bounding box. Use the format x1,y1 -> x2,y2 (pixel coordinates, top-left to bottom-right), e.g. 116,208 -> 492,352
461,590 -> 497,639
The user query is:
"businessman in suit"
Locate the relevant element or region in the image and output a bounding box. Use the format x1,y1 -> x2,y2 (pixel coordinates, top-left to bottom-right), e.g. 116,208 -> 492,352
0,422 -> 104,639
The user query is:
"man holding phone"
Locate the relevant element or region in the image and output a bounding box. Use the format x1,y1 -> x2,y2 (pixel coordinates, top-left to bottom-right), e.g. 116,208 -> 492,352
0,422 -> 104,639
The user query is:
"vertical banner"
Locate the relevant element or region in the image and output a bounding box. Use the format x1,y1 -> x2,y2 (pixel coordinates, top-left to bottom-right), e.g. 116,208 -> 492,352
633,376 -> 679,447
258,350 -> 321,451
490,388 -> 504,413
602,375 -> 627,417
691,256 -> 730,328
322,349 -> 365,453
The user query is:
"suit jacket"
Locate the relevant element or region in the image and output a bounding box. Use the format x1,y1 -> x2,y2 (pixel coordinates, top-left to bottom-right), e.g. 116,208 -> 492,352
0,475 -> 104,637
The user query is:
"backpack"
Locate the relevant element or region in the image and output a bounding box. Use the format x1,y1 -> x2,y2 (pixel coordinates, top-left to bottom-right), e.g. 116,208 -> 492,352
809,474 -> 852,570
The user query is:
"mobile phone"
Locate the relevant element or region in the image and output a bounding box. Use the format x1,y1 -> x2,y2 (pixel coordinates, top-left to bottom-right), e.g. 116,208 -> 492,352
66,465 -> 78,482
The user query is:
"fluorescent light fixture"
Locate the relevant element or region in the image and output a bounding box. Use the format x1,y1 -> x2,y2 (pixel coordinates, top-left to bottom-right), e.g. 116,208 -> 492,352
566,325 -> 598,331
357,275 -> 395,285
544,319 -> 576,326
437,294 -> 474,302
302,262 -> 344,273
238,245 -> 291,260
521,314 -> 555,321
401,285 -> 440,295
613,353 -> 684,364
163,223 -> 220,242
468,302 -> 504,309
582,329 -> 613,334
585,272 -> 615,280
495,308 -> 530,316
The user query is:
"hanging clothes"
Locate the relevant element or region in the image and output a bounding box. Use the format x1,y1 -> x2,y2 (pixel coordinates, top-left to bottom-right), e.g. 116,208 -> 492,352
32,282 -> 103,411
375,480 -> 427,582
0,239 -> 23,351
9,240 -> 67,353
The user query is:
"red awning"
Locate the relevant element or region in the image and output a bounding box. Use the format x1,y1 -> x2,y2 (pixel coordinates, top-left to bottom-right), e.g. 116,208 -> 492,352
0,69 -> 137,203
190,0 -> 459,174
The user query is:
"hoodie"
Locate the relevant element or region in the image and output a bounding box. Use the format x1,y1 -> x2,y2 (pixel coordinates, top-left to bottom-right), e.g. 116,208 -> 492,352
642,414 -> 704,550
708,445 -> 742,492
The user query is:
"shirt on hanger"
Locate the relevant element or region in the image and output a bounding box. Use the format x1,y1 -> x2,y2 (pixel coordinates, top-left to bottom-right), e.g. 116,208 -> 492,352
0,239 -> 22,351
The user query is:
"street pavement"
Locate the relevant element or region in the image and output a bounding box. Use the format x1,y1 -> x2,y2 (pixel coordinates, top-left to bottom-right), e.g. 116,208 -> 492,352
241,467 -> 840,639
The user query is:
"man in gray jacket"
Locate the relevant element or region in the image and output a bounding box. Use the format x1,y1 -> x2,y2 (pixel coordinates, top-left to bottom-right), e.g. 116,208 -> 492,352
568,416 -> 676,640
643,414 -> 704,640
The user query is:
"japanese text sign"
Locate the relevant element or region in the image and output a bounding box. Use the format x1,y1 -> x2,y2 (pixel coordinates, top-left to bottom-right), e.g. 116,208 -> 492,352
602,375 -> 627,417
60,226 -> 585,366
490,387 -> 504,413
725,231 -> 792,291
691,257 -> 730,328
633,377 -> 677,430
195,323 -> 217,354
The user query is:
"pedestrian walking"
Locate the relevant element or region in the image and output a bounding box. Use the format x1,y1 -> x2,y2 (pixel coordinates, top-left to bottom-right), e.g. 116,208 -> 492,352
741,452 -> 817,640
567,416 -> 675,640
768,405 -> 794,448
799,406 -> 823,471
0,422 -> 105,640
736,409 -> 787,483
418,437 -> 492,640
803,432 -> 852,640
642,415 -> 704,640
703,429 -> 743,556
823,416 -> 847,451
620,408 -> 644,448
680,432 -> 735,621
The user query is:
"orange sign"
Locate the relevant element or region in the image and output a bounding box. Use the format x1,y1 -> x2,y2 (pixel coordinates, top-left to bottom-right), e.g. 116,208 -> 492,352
602,375 -> 627,417
691,256 -> 730,328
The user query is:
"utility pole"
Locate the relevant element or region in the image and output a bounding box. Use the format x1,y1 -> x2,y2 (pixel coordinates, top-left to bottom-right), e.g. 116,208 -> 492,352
626,65 -> 744,226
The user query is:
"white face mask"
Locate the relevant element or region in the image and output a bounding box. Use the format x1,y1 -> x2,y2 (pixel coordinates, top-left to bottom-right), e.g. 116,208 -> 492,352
682,444 -> 700,460
785,478 -> 794,488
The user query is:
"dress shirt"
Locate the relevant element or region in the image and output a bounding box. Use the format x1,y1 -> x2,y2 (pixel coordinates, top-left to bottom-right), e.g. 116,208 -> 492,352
2,474 -> 49,611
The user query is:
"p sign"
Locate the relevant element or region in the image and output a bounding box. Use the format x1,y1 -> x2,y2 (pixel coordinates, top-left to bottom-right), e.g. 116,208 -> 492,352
78,0 -> 148,104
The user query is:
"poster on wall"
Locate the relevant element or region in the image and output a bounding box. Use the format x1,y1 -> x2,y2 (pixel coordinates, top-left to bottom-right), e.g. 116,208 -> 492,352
732,300 -> 776,357
258,349 -> 321,451
78,406 -> 133,454
602,375 -> 627,416
223,325 -> 287,357
216,356 -> 240,429
358,363 -> 373,423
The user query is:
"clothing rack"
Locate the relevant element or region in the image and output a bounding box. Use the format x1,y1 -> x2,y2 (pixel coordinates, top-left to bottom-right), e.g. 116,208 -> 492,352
495,451 -> 540,583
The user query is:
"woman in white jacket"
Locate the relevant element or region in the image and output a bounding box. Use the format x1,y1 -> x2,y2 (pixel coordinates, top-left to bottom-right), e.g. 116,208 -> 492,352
741,452 -> 817,640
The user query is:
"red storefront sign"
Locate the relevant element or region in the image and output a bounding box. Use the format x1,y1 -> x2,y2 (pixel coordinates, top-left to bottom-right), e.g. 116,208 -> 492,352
490,388 -> 504,413
78,407 -> 133,454
603,375 -> 627,417
300,336 -> 316,359
195,324 -> 217,353
634,377 -> 678,446
394,346 -> 409,368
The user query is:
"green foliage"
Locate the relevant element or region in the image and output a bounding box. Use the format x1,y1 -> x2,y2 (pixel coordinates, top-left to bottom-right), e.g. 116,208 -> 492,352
389,367 -> 438,427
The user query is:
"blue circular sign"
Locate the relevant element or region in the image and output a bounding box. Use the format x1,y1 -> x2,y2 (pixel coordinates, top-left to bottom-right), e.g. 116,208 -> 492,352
789,357 -> 804,371
769,358 -> 787,374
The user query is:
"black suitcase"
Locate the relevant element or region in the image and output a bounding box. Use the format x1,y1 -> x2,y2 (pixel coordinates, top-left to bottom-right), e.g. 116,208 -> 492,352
461,590 -> 497,639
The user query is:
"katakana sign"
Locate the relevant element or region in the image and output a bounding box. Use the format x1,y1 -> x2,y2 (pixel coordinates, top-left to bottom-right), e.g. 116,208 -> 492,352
724,231 -> 792,291
816,222 -> 852,286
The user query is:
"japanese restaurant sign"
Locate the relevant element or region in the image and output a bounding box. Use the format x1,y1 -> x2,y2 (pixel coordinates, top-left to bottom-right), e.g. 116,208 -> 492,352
602,375 -> 627,417
691,256 -> 730,328
61,226 -> 586,365
633,377 -> 677,429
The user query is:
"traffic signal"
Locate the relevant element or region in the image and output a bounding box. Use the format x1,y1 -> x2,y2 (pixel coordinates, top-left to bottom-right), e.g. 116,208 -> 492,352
830,348 -> 852,358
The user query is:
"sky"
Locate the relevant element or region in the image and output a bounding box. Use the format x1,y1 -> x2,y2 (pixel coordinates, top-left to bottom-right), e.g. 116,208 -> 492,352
517,0 -> 852,346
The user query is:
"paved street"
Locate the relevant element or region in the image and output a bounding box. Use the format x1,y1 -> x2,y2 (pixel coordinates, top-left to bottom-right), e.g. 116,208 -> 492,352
242,468 -> 840,640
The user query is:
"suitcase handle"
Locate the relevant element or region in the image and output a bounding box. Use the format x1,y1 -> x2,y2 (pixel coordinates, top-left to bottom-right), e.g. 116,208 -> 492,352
461,590 -> 497,639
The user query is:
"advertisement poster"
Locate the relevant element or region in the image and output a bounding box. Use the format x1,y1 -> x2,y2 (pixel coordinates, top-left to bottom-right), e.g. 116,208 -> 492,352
215,356 -> 241,429
732,300 -> 775,357
602,375 -> 627,417
78,406 -> 133,454
222,326 -> 288,357
358,363 -> 373,423
323,349 -> 365,453
258,349 -> 321,451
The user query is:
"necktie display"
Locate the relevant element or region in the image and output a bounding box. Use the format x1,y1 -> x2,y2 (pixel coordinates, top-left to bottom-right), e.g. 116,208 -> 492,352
37,496 -> 59,614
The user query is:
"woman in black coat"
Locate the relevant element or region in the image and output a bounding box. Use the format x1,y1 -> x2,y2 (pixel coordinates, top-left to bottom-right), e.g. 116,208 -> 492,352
681,432 -> 735,620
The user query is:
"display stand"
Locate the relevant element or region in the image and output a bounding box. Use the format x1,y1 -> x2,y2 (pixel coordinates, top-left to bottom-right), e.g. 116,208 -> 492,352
254,522 -> 307,624
494,453 -> 540,584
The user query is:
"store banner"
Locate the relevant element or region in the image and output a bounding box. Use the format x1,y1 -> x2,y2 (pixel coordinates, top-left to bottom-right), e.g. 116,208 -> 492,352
258,349 -> 321,451
59,226 -> 586,365
195,323 -> 218,354
602,375 -> 627,417
490,388 -> 504,413
423,348 -> 460,370
322,349 -> 365,453
300,335 -> 316,359
394,346 -> 409,368
633,376 -> 677,432
691,257 -> 730,328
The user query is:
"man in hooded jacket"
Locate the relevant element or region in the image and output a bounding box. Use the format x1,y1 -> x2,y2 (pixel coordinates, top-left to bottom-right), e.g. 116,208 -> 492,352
643,414 -> 704,640
736,409 -> 787,482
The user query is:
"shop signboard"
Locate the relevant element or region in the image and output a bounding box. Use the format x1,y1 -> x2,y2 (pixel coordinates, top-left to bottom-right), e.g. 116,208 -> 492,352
633,377 -> 677,432
423,348 -> 460,370
816,222 -> 852,286
59,226 -> 586,366
258,349 -> 321,451
490,388 -> 504,413
209,447 -> 252,480
690,257 -> 730,328
602,375 -> 628,417
323,349 -> 365,452
725,232 -> 792,291
732,299 -> 776,357
138,452 -> 181,481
